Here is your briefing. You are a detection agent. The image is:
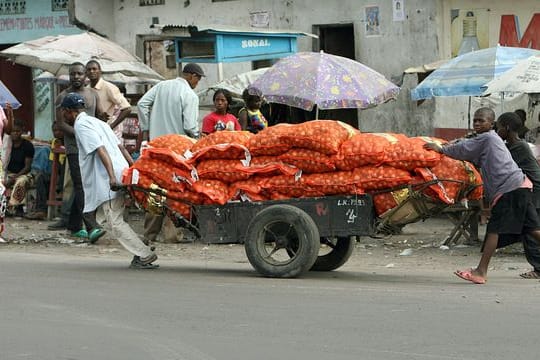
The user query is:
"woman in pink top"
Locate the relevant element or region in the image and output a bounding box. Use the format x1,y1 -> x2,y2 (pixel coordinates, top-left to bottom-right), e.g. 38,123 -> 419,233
0,103 -> 14,239
201,89 -> 241,135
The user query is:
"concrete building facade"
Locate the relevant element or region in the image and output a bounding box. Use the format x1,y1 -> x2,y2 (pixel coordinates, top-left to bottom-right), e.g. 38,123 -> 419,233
67,0 -> 540,137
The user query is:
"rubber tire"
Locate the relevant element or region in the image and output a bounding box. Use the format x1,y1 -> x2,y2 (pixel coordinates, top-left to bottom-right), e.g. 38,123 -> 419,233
311,237 -> 355,271
244,204 -> 320,278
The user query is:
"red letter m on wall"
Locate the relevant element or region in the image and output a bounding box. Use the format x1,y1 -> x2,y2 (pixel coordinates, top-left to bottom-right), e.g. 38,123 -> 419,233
499,13 -> 540,49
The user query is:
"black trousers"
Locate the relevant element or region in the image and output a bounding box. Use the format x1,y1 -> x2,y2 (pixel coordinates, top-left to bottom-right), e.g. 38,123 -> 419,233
66,153 -> 99,232
33,171 -> 49,213
494,205 -> 540,272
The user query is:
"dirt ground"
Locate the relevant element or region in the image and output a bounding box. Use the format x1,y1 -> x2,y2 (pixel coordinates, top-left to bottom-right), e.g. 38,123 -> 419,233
0,210 -> 533,276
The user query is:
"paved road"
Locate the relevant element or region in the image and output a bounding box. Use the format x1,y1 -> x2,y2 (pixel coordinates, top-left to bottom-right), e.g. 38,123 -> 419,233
1,251 -> 539,360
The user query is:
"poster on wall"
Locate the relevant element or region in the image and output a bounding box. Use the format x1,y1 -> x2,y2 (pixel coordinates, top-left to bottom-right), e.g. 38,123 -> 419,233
32,69 -> 53,140
250,11 -> 270,28
393,0 -> 405,22
365,6 -> 380,36
450,9 -> 489,57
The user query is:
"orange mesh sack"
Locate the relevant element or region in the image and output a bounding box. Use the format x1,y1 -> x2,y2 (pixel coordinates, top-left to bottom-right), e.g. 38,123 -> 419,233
148,134 -> 196,156
144,147 -> 196,177
281,120 -> 358,155
247,161 -> 299,177
302,172 -> 365,195
413,167 -> 454,204
383,135 -> 443,170
166,199 -> 192,219
131,156 -> 194,192
188,143 -> 251,162
247,131 -> 292,156
373,190 -> 412,216
334,133 -> 391,170
188,131 -> 253,161
196,159 -> 252,183
351,165 -> 412,190
229,177 -> 270,202
191,130 -> 253,150
250,156 -> 284,166
278,148 -> 336,173
122,168 -> 193,218
122,168 -> 154,208
260,175 -> 325,198
191,179 -> 230,205
422,156 -> 483,202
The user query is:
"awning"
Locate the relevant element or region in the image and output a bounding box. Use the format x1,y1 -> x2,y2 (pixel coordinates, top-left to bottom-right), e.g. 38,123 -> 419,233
151,24 -> 317,38
151,24 -> 317,64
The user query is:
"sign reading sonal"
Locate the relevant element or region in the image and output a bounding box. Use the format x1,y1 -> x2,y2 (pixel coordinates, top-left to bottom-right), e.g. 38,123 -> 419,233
241,39 -> 271,48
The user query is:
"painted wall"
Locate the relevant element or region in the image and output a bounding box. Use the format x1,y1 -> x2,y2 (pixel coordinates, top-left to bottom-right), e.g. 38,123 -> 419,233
429,0 -> 540,135
0,1 -> 82,140
0,1 -> 80,44
70,0 -> 114,37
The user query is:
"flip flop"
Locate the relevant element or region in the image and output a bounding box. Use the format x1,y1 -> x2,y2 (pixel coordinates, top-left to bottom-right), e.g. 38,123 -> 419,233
519,270 -> 540,279
454,269 -> 486,284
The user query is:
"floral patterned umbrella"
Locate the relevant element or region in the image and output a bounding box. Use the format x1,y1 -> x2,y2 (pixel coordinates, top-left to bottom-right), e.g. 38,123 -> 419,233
249,51 -> 399,111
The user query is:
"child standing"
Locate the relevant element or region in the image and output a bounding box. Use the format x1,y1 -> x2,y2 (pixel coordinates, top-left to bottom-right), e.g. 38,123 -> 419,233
238,88 -> 268,134
201,89 -> 241,135
424,107 -> 540,284
495,112 -> 540,279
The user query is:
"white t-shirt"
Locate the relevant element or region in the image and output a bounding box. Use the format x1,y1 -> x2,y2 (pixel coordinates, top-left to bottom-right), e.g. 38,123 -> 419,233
74,112 -> 128,212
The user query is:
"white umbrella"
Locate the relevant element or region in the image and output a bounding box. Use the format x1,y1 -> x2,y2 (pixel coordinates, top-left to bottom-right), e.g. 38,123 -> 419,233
197,67 -> 268,107
0,32 -> 163,81
482,55 -> 540,95
33,71 -> 161,86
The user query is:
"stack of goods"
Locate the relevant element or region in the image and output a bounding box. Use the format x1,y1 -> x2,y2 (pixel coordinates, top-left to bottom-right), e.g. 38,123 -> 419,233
122,120 -> 483,224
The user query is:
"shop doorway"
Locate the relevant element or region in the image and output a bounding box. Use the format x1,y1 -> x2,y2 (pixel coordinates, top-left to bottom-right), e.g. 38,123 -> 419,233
0,44 -> 34,135
312,24 -> 358,128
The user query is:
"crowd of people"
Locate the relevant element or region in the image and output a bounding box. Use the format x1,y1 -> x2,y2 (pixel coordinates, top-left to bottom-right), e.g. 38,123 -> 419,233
0,61 -> 269,268
2,60 -> 540,280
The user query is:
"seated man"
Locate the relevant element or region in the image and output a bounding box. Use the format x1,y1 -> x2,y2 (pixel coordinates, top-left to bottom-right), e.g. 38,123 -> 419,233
4,120 -> 34,217
26,122 -> 65,220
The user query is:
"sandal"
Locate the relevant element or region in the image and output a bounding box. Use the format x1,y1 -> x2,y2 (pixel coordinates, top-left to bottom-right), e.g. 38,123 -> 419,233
454,268 -> 486,284
519,270 -> 540,279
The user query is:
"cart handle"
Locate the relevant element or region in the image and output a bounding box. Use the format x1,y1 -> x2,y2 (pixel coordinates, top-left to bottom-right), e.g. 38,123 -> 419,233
116,183 -> 201,239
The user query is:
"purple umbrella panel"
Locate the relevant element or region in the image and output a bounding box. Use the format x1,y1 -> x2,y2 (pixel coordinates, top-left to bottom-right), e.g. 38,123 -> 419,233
250,52 -> 400,111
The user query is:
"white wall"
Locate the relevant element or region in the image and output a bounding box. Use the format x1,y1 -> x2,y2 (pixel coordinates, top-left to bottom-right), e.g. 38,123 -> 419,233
72,0 -> 114,38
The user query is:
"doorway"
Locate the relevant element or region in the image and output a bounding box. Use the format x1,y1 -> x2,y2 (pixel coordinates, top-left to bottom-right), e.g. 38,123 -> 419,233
312,23 -> 358,128
0,44 -> 34,136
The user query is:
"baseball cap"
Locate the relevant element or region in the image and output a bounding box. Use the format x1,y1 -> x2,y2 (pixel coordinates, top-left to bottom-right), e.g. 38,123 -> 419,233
182,63 -> 205,77
59,92 -> 86,109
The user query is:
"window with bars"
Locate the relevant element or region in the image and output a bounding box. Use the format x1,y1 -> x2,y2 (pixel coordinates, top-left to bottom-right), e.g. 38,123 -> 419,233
52,0 -> 67,11
140,0 -> 165,6
0,0 -> 26,15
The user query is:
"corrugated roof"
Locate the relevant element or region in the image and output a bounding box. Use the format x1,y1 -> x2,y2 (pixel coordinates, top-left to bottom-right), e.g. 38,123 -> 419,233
151,24 -> 318,38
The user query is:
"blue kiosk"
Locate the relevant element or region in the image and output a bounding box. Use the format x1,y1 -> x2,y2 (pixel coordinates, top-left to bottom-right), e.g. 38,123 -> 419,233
153,24 -> 315,80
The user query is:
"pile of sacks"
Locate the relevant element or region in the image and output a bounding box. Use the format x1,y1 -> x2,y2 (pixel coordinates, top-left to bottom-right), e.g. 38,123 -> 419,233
122,120 -> 483,221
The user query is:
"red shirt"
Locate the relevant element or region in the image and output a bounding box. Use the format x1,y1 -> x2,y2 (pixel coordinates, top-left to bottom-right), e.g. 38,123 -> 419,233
202,112 -> 241,134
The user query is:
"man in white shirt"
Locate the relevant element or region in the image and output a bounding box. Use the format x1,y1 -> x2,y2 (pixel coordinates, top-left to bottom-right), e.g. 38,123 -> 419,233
137,63 -> 204,246
60,92 -> 158,269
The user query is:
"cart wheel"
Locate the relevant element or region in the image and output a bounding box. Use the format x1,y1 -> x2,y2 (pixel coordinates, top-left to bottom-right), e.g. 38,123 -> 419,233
244,204 -> 320,278
311,237 -> 355,271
